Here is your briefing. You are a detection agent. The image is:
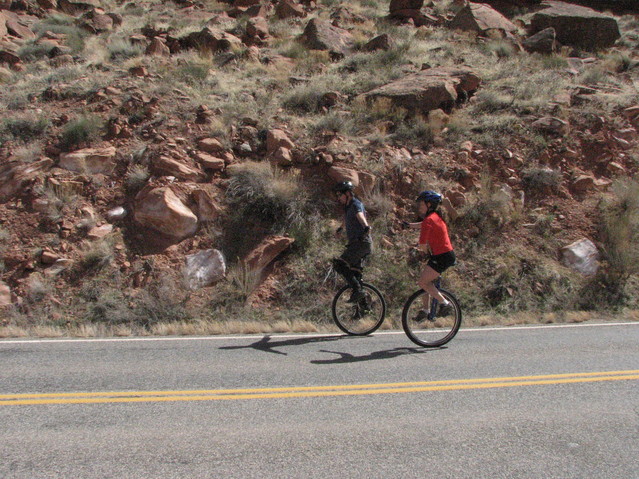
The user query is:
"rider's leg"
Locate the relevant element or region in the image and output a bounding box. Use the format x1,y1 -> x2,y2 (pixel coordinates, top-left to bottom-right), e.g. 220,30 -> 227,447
333,258 -> 360,290
419,266 -> 448,306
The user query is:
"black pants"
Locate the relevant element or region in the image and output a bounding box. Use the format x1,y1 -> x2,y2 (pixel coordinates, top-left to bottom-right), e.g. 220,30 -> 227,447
333,241 -> 372,290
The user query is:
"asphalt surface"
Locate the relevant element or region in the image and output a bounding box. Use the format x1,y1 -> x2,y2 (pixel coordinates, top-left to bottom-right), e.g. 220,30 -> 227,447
1,322 -> 638,479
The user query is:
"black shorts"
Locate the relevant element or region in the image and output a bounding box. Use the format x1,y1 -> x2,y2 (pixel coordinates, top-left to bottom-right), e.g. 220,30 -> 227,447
427,250 -> 456,274
339,241 -> 372,273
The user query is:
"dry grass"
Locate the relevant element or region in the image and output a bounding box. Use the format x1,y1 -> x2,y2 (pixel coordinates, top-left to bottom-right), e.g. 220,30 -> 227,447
1,312 -> 636,339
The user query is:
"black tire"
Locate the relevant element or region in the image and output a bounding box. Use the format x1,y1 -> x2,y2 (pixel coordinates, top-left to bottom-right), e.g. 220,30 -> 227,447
401,288 -> 462,348
331,282 -> 386,336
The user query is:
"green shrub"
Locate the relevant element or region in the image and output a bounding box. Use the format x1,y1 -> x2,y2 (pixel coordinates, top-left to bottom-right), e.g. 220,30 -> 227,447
283,85 -> 325,113
60,115 -> 103,151
222,162 -> 309,259
0,113 -> 50,143
522,166 -> 562,195
108,39 -> 145,61
79,238 -> 114,272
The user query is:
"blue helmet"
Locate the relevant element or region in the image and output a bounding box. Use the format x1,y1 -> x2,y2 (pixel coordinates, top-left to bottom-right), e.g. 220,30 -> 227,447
416,190 -> 442,205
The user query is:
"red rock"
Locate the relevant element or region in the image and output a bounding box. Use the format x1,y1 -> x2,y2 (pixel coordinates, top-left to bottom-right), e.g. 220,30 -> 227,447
194,152 -> 225,172
0,158 -> 53,202
270,147 -> 293,166
363,34 -> 395,52
59,146 -> 117,175
197,137 -> 225,154
276,0 -> 306,19
299,18 -> 354,59
191,189 -> 221,222
530,1 -> 620,50
328,166 -> 359,187
448,2 -> 517,34
129,65 -> 148,77
389,0 -> 424,13
134,187 -> 198,240
266,129 -> 294,155
152,155 -> 205,181
572,175 -> 595,193
145,37 -> 170,56
244,235 -> 294,270
87,224 -> 113,240
362,67 -> 481,115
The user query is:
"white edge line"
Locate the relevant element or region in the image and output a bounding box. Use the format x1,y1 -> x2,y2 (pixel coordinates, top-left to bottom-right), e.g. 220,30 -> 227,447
0,322 -> 637,345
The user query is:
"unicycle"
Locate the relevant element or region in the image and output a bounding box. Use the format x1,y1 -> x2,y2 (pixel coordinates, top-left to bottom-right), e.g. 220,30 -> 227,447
331,282 -> 386,336
401,278 -> 462,347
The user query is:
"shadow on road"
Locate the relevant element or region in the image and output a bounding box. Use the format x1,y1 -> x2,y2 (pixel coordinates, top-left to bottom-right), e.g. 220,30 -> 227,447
310,347 -> 440,364
219,334 -> 350,356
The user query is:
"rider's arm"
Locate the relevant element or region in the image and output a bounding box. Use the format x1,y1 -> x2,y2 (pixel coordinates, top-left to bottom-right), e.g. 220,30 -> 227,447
356,212 -> 369,228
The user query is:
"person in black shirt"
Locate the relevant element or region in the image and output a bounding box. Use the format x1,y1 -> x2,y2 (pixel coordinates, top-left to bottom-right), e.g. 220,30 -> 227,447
333,181 -> 372,302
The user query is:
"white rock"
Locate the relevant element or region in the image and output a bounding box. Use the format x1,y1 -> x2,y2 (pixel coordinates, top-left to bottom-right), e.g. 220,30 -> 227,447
183,249 -> 226,290
561,238 -> 599,276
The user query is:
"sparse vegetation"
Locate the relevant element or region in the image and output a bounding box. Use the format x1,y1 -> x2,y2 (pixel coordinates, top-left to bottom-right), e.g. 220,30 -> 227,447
59,115 -> 104,151
0,0 -> 637,336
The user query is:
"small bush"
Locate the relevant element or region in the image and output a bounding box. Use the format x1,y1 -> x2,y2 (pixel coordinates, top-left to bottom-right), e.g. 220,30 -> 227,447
79,238 -> 114,272
60,115 -> 103,151
108,39 -> 145,62
0,113 -> 50,143
222,162 -> 308,259
125,164 -> 150,194
522,166 -> 562,195
283,85 -> 325,113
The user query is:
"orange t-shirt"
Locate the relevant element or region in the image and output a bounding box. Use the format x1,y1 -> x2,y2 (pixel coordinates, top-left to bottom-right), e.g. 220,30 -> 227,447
419,212 -> 453,255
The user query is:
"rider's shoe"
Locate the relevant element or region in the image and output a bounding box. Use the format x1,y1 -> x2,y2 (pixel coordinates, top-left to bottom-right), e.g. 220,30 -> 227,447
347,289 -> 365,303
413,309 -> 434,323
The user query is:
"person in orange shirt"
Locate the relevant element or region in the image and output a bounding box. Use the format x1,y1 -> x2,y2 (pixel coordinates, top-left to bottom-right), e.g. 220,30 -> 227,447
404,191 -> 456,321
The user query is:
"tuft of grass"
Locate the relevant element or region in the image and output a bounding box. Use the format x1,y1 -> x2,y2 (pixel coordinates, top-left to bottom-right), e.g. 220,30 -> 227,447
222,162 -> 309,259
522,166 -> 562,196
125,164 -> 150,194
59,115 -> 103,151
79,238 -> 114,272
0,112 -> 50,143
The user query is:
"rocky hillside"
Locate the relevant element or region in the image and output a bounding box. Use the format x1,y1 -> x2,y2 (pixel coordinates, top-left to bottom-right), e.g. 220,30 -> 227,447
0,0 -> 638,335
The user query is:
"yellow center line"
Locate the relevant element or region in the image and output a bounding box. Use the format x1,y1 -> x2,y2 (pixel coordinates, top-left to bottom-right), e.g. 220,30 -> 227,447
1,370 -> 637,406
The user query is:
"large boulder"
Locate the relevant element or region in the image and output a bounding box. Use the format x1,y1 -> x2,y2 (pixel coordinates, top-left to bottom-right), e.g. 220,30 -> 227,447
361,66 -> 481,115
58,0 -> 99,15
276,0 -> 306,19
183,249 -> 226,290
59,146 -> 117,175
530,1 -> 620,50
244,235 -> 294,270
522,27 -> 557,53
448,2 -> 517,34
389,0 -> 424,13
181,27 -> 242,53
298,18 -> 354,59
266,129 -> 294,155
560,0 -> 638,13
561,238 -> 599,276
134,187 -> 198,240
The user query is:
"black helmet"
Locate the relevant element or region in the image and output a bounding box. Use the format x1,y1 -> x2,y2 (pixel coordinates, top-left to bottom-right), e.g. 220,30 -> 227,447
416,190 -> 442,205
334,181 -> 354,193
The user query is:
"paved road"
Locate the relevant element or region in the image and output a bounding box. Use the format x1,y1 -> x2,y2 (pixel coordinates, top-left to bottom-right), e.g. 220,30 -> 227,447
1,322 -> 638,478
